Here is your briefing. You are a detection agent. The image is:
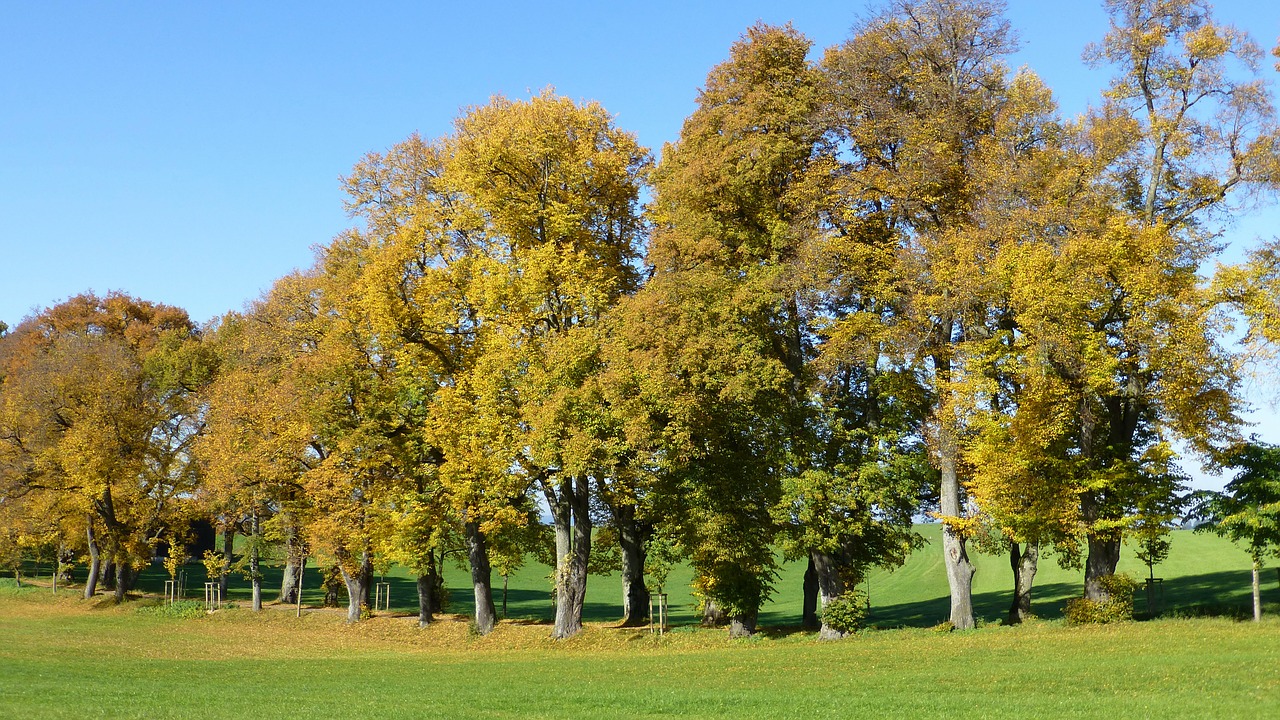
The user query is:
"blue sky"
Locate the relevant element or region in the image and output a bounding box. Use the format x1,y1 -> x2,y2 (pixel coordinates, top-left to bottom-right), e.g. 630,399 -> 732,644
2,1 -> 1279,484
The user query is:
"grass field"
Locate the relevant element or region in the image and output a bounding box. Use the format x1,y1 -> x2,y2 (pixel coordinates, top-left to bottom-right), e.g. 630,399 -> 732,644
1,583 -> 1278,719
3,527 -> 1280,718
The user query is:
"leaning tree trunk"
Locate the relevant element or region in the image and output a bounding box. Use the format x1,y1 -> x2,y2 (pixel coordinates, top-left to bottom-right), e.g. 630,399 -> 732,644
615,505 -> 650,627
1082,493 -> 1121,602
84,520 -> 101,599
1007,541 -> 1039,624
339,552 -> 372,623
465,520 -> 497,635
812,551 -> 849,639
550,475 -> 591,639
939,419 -> 976,629
802,555 -> 820,630
218,526 -> 234,603
1252,560 -> 1262,622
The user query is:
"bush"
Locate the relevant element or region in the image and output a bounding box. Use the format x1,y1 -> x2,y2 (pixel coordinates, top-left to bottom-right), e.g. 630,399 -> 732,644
1065,574 -> 1139,625
821,590 -> 868,635
135,600 -> 206,620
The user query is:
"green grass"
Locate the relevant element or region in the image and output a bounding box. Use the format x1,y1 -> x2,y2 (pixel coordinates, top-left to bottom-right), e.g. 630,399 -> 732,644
0,590 -> 1278,719
21,524 -> 1270,628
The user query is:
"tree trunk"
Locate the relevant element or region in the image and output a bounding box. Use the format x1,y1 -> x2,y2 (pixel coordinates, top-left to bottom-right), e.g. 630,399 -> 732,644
57,545 -> 75,587
702,598 -> 727,627
1253,560 -> 1262,623
416,549 -> 438,627
802,554 -> 820,630
279,520 -> 303,604
1007,541 -> 1039,624
729,611 -> 757,639
84,520 -> 100,599
550,475 -> 591,639
248,511 -> 262,611
616,505 -> 650,627
339,552 -> 372,623
218,526 -> 234,603
1082,492 -> 1121,602
465,520 -> 497,635
939,420 -> 975,629
813,550 -> 850,639
112,560 -> 130,603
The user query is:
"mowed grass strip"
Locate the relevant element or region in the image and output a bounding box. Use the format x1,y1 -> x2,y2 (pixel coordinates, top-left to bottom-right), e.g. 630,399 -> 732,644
1,586 -> 1278,719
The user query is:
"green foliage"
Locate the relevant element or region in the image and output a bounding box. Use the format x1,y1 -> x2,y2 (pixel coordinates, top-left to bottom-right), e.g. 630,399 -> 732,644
1193,443 -> 1280,565
820,590 -> 868,635
1065,574 -> 1139,625
135,600 -> 206,620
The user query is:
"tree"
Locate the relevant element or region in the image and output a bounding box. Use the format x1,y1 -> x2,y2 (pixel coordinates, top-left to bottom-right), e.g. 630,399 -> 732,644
1193,442 -> 1280,621
636,22 -> 821,638
819,0 -> 1024,629
1065,0 -> 1278,601
0,293 -> 210,602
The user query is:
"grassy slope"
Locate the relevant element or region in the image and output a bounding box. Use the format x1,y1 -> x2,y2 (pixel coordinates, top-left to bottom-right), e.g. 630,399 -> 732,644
1,586 -> 1278,719
59,525 -> 1272,627
16,525 -> 1275,627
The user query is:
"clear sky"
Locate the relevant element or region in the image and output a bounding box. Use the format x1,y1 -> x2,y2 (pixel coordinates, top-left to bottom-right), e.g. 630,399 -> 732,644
2,1 -> 1279,484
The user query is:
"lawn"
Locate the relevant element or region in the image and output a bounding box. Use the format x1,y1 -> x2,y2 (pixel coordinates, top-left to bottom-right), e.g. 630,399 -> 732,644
1,582 -> 1278,719
4,527 -> 1280,717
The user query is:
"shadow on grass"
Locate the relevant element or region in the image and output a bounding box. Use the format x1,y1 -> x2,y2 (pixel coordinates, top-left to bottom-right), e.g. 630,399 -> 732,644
69,559 -> 1280,630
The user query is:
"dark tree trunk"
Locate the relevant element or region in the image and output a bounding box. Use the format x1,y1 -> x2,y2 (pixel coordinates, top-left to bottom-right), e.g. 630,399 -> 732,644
416,549 -> 438,627
322,565 -> 342,608
218,527 -> 234,602
1007,541 -> 1039,624
1082,493 -> 1121,602
102,560 -> 116,591
57,545 -> 75,587
549,475 -> 591,639
729,611 -> 757,639
279,520 -> 303,604
802,555 -> 819,630
84,520 -> 100,599
812,551 -> 849,639
112,560 -> 130,603
465,520 -> 497,635
615,504 -> 650,627
417,574 -> 435,627
702,598 -> 727,627
339,552 -> 372,623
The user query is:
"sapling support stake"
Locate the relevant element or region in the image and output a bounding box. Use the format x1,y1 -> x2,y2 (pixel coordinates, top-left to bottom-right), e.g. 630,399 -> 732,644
375,582 -> 391,612
296,556 -> 307,618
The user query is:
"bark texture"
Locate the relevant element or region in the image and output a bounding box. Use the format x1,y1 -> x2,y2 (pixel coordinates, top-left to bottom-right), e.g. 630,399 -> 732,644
339,552 -> 372,623
549,475 -> 591,639
1082,492 -> 1121,602
616,505 -> 650,627
813,550 -> 850,640
939,418 -> 975,629
278,521 -> 303,604
465,521 -> 497,635
728,612 -> 757,639
1007,540 -> 1039,624
702,599 -> 727,627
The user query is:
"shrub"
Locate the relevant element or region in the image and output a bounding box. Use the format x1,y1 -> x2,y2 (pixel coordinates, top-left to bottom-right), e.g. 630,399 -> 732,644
135,600 -> 206,620
821,590 -> 868,635
1065,574 -> 1139,625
